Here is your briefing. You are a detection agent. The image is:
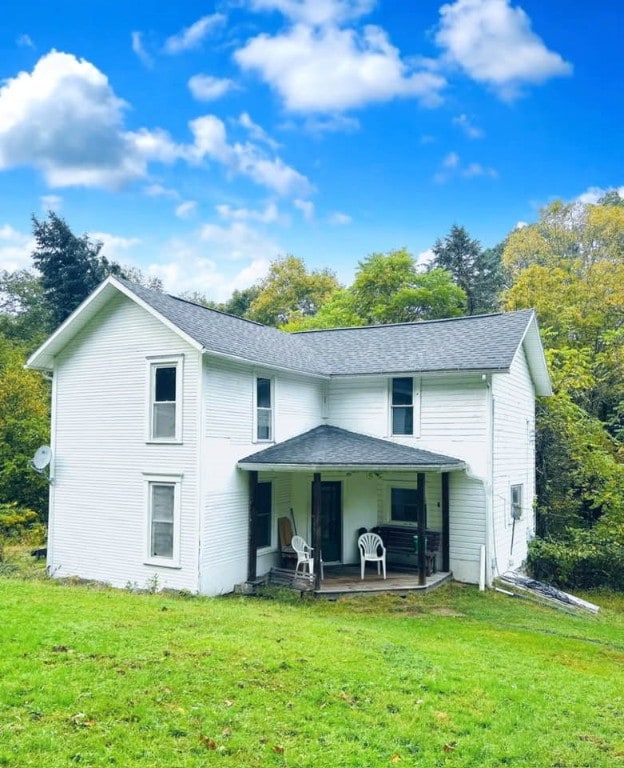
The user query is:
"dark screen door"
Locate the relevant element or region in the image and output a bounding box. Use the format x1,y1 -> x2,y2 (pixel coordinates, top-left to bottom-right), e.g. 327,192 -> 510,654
312,481 -> 342,562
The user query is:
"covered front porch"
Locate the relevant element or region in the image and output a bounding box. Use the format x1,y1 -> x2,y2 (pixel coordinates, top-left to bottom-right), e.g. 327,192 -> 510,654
261,563 -> 452,597
239,425 -> 466,593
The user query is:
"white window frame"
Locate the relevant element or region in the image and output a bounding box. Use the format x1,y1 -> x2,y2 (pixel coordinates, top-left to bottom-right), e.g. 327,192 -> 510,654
389,377 -> 420,437
144,474 -> 182,568
254,376 -> 274,443
147,355 -> 183,443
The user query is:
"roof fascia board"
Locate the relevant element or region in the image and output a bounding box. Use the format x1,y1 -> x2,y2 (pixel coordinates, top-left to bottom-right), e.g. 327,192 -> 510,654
112,278 -> 205,354
238,462 -> 466,472
513,311 -> 553,396
26,276 -> 204,371
202,348 -> 329,379
27,277 -> 117,370
328,368 -> 509,380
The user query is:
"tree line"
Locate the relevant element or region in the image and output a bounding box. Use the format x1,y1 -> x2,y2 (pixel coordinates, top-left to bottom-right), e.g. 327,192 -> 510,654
1,197 -> 623,586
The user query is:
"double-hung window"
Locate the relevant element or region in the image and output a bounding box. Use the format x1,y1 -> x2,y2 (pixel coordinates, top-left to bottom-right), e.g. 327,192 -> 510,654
149,357 -> 182,442
145,476 -> 181,566
391,377 -> 414,435
256,377 -> 273,441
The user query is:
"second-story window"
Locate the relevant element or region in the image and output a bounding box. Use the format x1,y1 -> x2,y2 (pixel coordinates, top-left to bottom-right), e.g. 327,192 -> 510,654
150,358 -> 182,441
391,377 -> 413,435
256,377 -> 273,441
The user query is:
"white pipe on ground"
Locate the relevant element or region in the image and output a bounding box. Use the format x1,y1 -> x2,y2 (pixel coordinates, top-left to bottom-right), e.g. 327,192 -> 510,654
479,544 -> 486,591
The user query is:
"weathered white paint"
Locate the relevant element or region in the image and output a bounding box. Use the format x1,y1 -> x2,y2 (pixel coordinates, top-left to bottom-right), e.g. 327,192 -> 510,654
50,293 -> 201,592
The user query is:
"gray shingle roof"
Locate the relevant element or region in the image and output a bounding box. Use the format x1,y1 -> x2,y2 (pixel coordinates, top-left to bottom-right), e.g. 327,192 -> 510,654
121,279 -> 536,378
119,279 -> 323,374
294,310 -> 536,375
238,425 -> 465,469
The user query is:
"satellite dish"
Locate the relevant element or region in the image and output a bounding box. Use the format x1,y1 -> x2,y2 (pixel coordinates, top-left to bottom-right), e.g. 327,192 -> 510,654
31,445 -> 53,472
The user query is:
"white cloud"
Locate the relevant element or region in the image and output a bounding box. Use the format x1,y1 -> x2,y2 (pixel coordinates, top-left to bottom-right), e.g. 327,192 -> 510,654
175,201 -> 198,219
463,162 -> 497,178
452,113 -> 483,139
514,221 -> 528,229
131,31 -> 153,67
0,51 -> 146,188
164,14 -> 225,54
294,199 -> 314,221
145,224 -> 278,300
188,74 -> 237,101
0,225 -> 33,272
40,194 -> 62,211
433,151 -> 497,183
16,34 -> 35,49
249,0 -> 374,26
89,232 -> 141,261
216,202 -> 280,224
575,185 -> 624,205
0,52 -> 310,197
443,151 -> 459,169
416,248 -> 434,268
436,0 -> 572,99
328,211 -> 351,225
188,115 -> 312,196
143,183 -> 180,199
237,113 -> 280,150
235,23 -> 446,113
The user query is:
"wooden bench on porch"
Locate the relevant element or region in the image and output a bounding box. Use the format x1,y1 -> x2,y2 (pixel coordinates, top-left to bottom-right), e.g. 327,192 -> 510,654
372,525 -> 441,576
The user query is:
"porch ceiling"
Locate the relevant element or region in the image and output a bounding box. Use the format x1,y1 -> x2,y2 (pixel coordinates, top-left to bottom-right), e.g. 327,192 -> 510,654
237,425 -> 465,473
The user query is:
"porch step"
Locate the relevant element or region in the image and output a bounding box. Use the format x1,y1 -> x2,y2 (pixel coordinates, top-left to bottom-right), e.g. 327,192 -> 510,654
267,566 -> 315,591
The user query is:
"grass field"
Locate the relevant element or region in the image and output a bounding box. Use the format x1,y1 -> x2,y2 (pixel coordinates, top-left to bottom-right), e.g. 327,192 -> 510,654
1,560 -> 623,767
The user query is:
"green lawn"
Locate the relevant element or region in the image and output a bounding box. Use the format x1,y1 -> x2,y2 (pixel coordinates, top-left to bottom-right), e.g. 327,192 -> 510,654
1,571 -> 623,767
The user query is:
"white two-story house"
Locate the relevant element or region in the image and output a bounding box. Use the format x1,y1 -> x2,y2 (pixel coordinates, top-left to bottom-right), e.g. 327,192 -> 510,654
27,277 -> 551,594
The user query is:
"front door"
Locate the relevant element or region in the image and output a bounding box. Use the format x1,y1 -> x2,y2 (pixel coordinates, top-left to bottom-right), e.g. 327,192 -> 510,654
312,481 -> 342,562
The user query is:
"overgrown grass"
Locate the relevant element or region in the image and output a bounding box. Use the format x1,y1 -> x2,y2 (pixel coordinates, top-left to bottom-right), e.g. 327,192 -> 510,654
1,560 -> 623,767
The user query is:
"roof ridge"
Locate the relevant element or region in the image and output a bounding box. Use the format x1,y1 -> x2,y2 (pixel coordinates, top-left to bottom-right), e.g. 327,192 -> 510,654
293,308 -> 535,335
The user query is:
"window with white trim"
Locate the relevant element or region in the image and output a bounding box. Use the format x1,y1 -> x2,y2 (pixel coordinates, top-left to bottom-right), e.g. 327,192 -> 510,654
146,476 -> 181,566
391,377 -> 414,435
149,357 -> 182,442
511,484 -> 523,520
256,377 -> 273,441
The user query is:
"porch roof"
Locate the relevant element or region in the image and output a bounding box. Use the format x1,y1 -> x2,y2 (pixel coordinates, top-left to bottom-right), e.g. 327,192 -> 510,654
238,425 -> 465,472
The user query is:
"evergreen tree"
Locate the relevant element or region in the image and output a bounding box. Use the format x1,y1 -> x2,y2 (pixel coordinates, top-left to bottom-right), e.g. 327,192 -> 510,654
31,212 -> 121,328
431,225 -> 503,315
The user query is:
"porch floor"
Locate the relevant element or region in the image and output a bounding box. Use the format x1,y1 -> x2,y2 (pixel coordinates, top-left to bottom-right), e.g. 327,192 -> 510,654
263,564 -> 452,596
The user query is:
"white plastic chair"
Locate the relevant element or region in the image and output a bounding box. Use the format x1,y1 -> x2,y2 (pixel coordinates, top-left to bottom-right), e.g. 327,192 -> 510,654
291,535 -> 314,578
358,532 -> 386,580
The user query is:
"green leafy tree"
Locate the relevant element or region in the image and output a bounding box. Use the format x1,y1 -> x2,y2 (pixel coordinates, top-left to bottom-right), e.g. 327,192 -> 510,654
31,212 -> 122,328
504,199 -> 624,546
0,269 -> 51,350
181,286 -> 261,319
247,255 -> 340,327
281,290 -> 363,332
431,225 -> 504,315
351,249 -> 466,324
0,334 -> 49,518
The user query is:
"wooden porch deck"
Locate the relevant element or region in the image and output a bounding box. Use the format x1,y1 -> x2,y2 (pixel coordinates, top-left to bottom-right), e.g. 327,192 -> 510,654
260,564 -> 452,597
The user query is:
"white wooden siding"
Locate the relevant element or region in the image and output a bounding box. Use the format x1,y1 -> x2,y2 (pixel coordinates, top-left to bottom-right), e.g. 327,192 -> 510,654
200,357 -> 324,594
491,347 -> 536,572
50,293 -> 200,592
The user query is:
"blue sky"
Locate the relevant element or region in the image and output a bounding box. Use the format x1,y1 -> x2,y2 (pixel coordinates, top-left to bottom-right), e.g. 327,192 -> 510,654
0,0 -> 621,299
